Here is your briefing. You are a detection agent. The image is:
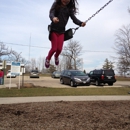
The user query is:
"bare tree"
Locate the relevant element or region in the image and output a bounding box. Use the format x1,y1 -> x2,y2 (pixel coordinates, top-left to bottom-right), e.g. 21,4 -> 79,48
116,56 -> 129,76
41,57 -> 46,73
47,64 -> 56,73
37,57 -> 42,72
30,58 -> 37,70
114,24 -> 130,75
7,50 -> 29,70
102,58 -> 114,69
0,42 -> 12,61
61,40 -> 82,70
7,51 -> 23,62
0,42 -> 28,64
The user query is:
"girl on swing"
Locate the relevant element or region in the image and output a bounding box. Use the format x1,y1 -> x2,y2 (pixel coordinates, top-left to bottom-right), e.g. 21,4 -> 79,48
45,0 -> 86,68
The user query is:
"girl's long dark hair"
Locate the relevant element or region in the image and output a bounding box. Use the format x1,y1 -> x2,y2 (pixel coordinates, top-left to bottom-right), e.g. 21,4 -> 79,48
51,0 -> 79,14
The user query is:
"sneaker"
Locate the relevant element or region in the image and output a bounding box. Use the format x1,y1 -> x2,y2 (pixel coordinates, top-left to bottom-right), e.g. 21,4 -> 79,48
45,58 -> 50,68
54,56 -> 59,65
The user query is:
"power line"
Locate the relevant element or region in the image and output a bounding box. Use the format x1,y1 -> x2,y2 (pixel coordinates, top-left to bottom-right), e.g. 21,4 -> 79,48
3,41 -> 50,49
2,41 -> 115,53
83,50 -> 115,53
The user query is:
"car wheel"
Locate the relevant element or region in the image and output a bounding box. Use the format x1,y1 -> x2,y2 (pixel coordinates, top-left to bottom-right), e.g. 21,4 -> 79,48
108,83 -> 113,86
70,81 -> 77,87
95,80 -> 100,86
60,78 -> 64,84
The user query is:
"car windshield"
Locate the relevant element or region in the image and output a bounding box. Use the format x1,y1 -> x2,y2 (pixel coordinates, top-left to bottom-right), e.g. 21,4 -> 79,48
71,71 -> 87,76
55,71 -> 60,74
31,70 -> 38,73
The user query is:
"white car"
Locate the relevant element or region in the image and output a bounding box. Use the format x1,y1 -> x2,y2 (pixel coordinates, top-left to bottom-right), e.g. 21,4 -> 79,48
6,70 -> 16,78
126,72 -> 130,78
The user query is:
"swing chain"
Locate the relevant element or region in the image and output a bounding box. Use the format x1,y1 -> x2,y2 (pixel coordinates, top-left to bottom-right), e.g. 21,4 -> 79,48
85,0 -> 114,23
72,0 -> 114,35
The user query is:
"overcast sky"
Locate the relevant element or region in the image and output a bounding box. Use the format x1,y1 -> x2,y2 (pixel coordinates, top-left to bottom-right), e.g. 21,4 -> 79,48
0,0 -> 129,72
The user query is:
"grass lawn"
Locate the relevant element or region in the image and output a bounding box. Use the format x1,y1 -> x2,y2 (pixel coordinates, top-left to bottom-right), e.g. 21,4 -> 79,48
116,76 -> 130,81
0,87 -> 130,97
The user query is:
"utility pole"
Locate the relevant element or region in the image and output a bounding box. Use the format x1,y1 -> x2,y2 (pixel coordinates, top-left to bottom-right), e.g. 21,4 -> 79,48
2,60 -> 6,85
29,33 -> 31,62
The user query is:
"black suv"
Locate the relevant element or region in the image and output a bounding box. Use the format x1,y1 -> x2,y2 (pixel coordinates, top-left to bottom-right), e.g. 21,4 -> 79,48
88,69 -> 116,86
60,69 -> 90,87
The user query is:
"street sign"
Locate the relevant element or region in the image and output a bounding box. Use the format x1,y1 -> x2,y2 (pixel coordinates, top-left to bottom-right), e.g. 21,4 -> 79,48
11,62 -> 21,76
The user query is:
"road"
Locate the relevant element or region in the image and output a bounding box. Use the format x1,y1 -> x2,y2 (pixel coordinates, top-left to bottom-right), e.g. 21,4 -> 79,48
3,76 -> 130,88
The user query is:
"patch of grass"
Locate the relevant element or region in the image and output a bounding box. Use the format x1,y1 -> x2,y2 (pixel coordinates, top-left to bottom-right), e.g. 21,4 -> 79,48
24,73 -> 51,77
0,87 -> 130,97
116,76 -> 130,81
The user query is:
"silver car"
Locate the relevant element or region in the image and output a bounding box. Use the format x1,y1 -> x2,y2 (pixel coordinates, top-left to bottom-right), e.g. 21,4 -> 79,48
30,70 -> 39,78
51,71 -> 61,78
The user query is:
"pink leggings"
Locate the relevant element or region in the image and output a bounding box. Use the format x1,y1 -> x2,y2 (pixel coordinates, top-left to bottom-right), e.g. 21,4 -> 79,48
47,32 -> 64,60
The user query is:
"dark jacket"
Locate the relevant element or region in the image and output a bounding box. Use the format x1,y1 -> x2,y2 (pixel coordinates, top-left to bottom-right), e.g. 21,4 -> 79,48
49,2 -> 82,33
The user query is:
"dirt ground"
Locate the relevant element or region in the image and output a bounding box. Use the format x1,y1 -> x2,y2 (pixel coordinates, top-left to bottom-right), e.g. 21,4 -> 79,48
0,101 -> 130,130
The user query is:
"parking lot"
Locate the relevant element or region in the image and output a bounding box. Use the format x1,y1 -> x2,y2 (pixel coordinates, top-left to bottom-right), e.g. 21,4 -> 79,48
2,76 -> 130,88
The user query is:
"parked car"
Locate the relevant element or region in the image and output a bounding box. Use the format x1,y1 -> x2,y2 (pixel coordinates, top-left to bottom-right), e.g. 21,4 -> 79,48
88,69 -> 116,86
60,70 -> 90,87
51,71 -> 61,78
126,71 -> 130,78
30,70 -> 39,78
6,70 -> 16,78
